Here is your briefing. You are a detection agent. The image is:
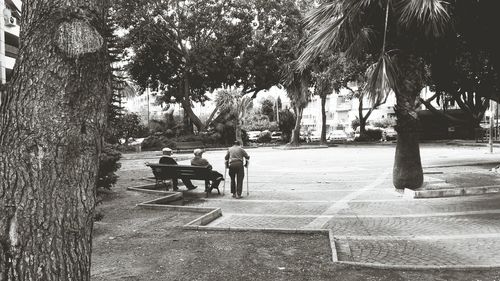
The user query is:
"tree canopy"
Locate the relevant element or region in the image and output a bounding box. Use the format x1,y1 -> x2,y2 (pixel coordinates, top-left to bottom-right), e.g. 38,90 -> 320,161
112,0 -> 307,132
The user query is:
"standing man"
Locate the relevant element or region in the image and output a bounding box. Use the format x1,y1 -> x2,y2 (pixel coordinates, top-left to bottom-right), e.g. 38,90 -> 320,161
225,141 -> 250,198
159,147 -> 197,191
191,149 -> 224,193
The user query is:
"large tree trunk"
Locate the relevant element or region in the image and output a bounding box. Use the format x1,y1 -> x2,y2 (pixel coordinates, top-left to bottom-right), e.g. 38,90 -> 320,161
358,98 -> 367,137
0,1 -> 111,280
320,95 -> 327,144
182,76 -> 204,133
235,119 -> 243,145
289,105 -> 304,146
393,54 -> 424,190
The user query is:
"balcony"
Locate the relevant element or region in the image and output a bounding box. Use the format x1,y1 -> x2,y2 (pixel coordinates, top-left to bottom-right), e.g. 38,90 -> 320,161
4,56 -> 15,70
4,23 -> 20,37
5,43 -> 18,58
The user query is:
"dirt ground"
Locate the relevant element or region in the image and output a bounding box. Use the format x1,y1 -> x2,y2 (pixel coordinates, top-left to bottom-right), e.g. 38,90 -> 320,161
91,166 -> 500,281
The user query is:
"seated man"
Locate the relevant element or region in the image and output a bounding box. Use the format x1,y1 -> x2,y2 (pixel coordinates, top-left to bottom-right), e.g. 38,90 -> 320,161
159,148 -> 197,191
191,149 -> 224,192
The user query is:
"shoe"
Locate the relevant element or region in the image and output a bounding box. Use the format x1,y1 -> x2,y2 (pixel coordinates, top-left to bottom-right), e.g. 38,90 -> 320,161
187,185 -> 198,190
232,193 -> 236,198
235,194 -> 242,199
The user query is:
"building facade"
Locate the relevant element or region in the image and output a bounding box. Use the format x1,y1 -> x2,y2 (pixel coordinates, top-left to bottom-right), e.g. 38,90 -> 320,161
300,85 -> 450,134
0,0 -> 20,84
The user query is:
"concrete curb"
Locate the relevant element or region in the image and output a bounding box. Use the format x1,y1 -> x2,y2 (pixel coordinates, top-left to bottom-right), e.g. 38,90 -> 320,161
336,261 -> 500,270
329,230 -> 338,262
273,145 -> 329,150
423,161 -> 499,169
184,208 -> 222,226
184,225 -> 329,234
404,185 -> 500,199
126,185 -> 174,195
447,141 -> 500,148
125,183 -> 500,270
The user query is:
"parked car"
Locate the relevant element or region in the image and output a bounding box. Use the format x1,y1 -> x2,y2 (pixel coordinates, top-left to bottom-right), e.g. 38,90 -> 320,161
309,131 -> 322,142
384,127 -> 397,140
247,130 -> 261,142
271,131 -> 282,141
328,130 -> 348,142
299,131 -> 307,141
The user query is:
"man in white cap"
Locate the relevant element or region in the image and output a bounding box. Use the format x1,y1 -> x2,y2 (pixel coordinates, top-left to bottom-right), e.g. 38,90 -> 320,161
159,147 -> 197,190
225,141 -> 250,198
191,148 -> 224,192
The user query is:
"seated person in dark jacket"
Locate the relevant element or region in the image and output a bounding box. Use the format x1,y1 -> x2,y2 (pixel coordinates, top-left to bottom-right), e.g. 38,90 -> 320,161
159,148 -> 197,191
191,149 -> 224,192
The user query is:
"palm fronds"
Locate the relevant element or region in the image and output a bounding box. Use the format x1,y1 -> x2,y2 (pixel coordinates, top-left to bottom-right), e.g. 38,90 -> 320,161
395,0 -> 450,36
365,53 -> 398,105
345,27 -> 376,59
298,0 -> 378,69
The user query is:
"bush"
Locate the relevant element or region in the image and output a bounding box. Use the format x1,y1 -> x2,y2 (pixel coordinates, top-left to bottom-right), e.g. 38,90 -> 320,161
355,128 -> 383,141
371,117 -> 396,128
351,118 -> 360,130
142,135 -> 176,151
97,145 -> 122,190
114,144 -> 138,153
241,129 -> 249,146
257,131 -> 272,143
175,134 -> 204,142
278,109 -> 295,142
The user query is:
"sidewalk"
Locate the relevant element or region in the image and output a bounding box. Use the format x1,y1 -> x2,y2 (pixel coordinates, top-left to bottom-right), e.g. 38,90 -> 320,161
121,144 -> 500,270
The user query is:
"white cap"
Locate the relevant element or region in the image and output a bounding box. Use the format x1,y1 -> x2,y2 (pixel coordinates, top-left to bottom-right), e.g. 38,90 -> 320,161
193,148 -> 203,156
162,147 -> 172,152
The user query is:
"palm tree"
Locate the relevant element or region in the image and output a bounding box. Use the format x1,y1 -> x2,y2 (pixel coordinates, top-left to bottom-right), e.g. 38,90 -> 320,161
299,0 -> 450,190
282,64 -> 312,146
214,89 -> 253,145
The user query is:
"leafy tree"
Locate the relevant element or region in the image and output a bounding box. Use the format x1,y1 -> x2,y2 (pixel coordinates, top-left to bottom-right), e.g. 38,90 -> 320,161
300,0 -> 451,189
115,113 -> 149,144
261,98 -> 275,121
112,0 -> 251,132
113,0 -> 301,133
97,146 -> 122,190
214,89 -> 253,145
278,108 -> 297,142
243,114 -> 278,131
425,33 -> 500,130
276,96 -> 283,112
0,0 -> 111,278
276,0 -> 315,147
283,66 -> 312,146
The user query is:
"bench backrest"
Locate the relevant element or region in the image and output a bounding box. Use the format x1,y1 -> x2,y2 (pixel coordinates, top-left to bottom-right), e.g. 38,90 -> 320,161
147,163 -> 211,180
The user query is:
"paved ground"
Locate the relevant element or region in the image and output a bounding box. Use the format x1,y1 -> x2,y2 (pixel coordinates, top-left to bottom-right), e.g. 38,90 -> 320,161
155,143 -> 500,268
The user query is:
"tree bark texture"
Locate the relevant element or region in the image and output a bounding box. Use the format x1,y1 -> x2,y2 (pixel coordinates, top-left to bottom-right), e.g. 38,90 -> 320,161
320,95 -> 327,144
0,1 -> 111,280
182,76 -> 204,132
393,54 -> 424,190
289,105 -> 303,146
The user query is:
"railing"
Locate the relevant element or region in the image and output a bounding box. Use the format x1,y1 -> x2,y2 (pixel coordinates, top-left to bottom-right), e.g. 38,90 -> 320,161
475,128 -> 500,142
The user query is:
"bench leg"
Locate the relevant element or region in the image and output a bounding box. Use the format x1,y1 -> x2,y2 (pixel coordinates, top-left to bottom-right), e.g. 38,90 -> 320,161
205,180 -> 211,198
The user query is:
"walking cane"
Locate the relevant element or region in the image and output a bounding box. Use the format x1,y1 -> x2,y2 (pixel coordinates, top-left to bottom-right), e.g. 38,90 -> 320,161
246,164 -> 249,196
222,166 -> 227,195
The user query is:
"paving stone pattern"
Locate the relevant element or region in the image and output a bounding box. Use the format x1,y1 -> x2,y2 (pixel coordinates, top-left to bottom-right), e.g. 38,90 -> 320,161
183,145 -> 500,268
337,237 -> 500,266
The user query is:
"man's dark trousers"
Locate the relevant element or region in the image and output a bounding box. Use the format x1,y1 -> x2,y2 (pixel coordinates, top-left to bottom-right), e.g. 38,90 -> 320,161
229,162 -> 244,196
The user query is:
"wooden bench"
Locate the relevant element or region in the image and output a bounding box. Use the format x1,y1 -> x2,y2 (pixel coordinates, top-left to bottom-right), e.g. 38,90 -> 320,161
175,141 -> 205,153
146,163 -> 220,196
